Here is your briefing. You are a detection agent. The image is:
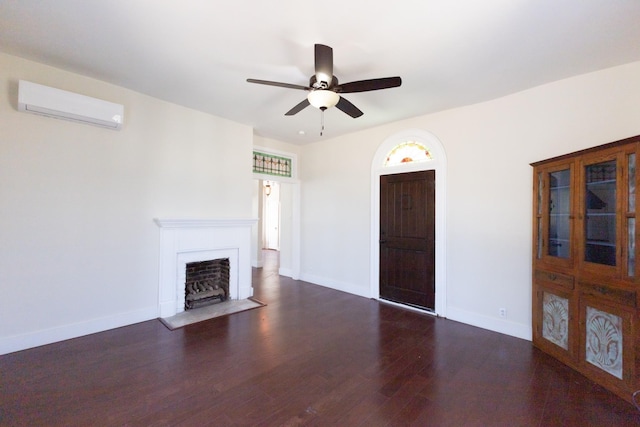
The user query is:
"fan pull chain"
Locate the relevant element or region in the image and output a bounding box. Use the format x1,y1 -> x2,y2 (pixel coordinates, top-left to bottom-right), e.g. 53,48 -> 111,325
320,107 -> 327,136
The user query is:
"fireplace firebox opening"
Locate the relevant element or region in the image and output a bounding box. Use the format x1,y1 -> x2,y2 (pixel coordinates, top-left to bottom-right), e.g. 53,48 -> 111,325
184,258 -> 230,310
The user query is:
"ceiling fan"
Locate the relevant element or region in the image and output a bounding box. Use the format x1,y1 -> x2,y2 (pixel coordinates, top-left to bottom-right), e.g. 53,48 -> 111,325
247,44 -> 402,119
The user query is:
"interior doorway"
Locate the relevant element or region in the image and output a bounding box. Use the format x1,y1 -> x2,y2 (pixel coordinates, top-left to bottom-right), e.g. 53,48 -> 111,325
263,181 -> 280,251
251,146 -> 301,279
252,178 -> 300,279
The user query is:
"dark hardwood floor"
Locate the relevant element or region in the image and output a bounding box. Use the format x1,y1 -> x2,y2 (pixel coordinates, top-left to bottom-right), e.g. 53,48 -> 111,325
2,251 -> 640,426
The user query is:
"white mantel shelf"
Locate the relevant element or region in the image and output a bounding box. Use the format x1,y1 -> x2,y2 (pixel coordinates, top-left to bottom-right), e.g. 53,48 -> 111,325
154,218 -> 257,228
154,217 -> 258,318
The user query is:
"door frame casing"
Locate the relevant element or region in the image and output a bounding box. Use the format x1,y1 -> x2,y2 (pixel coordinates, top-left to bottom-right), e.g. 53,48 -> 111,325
370,129 -> 447,317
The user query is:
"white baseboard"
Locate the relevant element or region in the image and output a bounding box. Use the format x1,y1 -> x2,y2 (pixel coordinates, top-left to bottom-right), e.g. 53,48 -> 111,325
446,305 -> 532,341
0,306 -> 158,355
297,275 -> 531,341
278,267 -> 293,278
299,273 -> 370,298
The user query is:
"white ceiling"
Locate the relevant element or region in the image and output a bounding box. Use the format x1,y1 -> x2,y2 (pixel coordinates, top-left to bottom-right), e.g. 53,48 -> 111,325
1,0 -> 640,144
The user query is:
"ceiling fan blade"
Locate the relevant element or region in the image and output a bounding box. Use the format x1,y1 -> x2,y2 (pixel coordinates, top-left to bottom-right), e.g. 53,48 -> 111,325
336,96 -> 363,118
314,44 -> 333,86
247,78 -> 310,91
337,77 -> 402,93
285,99 -> 310,116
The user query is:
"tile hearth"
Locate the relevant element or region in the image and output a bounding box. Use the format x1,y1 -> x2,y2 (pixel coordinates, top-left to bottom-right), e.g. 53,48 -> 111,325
159,298 -> 265,330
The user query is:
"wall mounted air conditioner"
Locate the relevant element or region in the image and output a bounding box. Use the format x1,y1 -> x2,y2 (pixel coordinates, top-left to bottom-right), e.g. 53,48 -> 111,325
18,80 -> 124,130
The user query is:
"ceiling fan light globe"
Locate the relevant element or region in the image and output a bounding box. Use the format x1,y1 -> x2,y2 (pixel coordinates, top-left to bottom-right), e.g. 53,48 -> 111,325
307,90 -> 339,110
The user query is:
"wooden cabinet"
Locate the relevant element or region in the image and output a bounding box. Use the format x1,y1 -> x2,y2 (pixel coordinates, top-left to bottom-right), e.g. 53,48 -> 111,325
532,135 -> 640,403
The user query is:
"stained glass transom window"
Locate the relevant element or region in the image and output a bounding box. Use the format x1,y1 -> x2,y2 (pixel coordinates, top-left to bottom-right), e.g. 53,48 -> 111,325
384,141 -> 433,167
253,151 -> 292,177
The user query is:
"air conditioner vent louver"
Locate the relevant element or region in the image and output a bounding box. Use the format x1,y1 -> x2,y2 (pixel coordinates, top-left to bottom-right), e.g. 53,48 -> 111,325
18,80 -> 124,130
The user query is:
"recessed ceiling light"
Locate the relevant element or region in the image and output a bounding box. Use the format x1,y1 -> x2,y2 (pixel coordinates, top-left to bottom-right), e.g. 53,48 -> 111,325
298,130 -> 305,135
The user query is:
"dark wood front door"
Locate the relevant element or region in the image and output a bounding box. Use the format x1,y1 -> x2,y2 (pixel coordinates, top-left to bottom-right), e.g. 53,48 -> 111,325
380,170 -> 435,310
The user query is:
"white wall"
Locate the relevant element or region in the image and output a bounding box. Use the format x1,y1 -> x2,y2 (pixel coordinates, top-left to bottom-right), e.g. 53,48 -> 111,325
298,61 -> 640,339
250,180 -> 264,267
253,135 -> 302,161
299,134 -> 374,296
0,53 -> 254,354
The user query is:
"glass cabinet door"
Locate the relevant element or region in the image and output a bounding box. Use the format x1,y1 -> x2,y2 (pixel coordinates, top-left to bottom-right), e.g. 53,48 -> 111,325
627,153 -> 636,277
548,169 -> 571,259
584,160 -> 617,266
536,163 -> 574,267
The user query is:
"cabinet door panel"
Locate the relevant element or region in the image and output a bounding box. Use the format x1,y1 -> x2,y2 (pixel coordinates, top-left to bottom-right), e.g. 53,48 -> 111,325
533,283 -> 577,363
579,297 -> 636,395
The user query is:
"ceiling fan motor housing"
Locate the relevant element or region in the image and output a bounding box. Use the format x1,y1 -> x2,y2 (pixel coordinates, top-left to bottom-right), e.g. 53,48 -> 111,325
310,75 -> 338,90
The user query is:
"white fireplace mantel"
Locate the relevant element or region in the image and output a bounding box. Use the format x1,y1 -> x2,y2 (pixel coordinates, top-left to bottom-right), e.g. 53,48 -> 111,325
154,218 -> 257,229
154,218 -> 257,318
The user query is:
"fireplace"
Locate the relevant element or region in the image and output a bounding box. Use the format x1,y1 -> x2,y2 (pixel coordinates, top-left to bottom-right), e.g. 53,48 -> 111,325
184,258 -> 230,310
154,218 -> 257,318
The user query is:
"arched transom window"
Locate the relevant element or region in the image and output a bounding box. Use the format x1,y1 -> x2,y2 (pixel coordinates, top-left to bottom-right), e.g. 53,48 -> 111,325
383,140 -> 433,167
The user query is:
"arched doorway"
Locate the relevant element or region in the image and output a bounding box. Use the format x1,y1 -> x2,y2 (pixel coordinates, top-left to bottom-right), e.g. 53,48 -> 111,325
370,129 -> 447,316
